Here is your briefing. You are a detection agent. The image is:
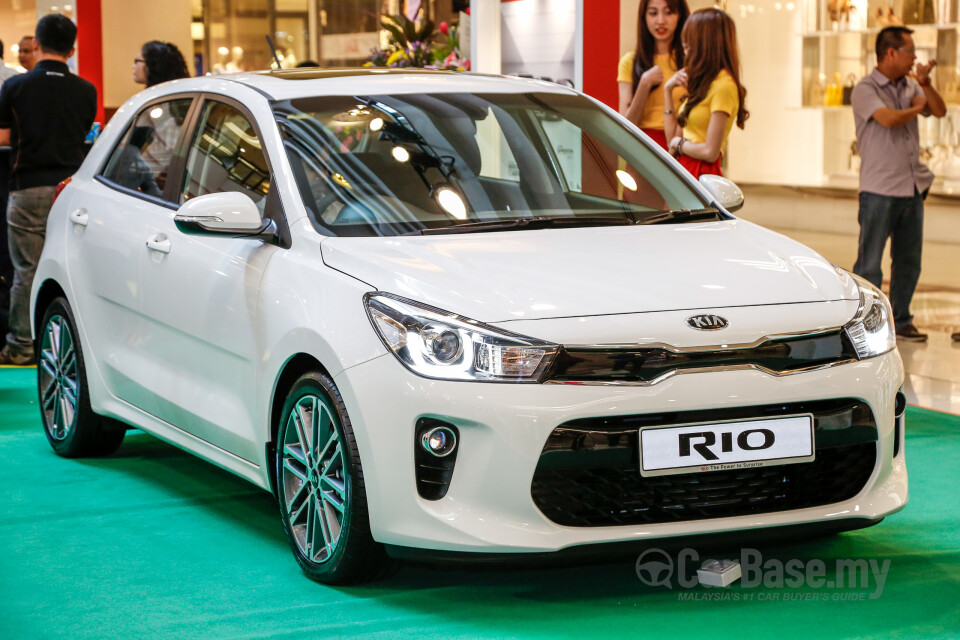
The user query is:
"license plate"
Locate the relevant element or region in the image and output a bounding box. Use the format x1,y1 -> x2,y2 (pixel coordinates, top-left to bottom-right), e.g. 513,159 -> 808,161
639,414 -> 814,477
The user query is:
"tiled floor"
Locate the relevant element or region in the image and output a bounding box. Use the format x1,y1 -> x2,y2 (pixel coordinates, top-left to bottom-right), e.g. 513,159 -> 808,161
897,296 -> 960,415
739,185 -> 960,415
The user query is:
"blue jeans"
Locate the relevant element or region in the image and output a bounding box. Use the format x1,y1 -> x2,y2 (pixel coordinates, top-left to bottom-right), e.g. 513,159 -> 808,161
6,186 -> 55,356
852,190 -> 924,329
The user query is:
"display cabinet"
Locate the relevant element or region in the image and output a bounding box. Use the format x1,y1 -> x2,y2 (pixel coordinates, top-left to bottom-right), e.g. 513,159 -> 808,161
800,0 -> 960,193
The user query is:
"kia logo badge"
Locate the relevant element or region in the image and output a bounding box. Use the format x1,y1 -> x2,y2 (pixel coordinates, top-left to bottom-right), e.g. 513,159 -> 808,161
686,314 -> 729,331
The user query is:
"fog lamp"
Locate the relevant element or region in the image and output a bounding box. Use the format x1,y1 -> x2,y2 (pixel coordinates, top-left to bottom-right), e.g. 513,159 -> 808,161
421,426 -> 457,457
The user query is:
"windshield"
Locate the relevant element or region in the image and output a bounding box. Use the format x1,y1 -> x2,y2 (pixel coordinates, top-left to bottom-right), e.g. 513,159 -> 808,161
274,91 -> 713,237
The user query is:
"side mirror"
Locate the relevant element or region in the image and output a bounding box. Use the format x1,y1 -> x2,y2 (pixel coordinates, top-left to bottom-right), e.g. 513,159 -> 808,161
174,191 -> 276,238
699,174 -> 744,213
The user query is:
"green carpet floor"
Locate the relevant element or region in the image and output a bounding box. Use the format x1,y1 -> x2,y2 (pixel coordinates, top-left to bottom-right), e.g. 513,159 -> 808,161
1,366 -> 959,639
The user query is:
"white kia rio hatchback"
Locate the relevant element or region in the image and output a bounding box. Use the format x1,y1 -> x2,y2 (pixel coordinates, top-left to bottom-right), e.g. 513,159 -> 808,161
31,69 -> 907,584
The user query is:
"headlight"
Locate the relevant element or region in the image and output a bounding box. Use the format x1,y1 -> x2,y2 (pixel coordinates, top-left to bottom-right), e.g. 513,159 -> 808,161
843,273 -> 896,359
364,293 -> 559,382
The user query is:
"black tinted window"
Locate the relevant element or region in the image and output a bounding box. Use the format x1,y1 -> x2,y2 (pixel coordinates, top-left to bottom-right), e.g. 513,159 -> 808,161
275,92 -> 707,237
180,101 -> 270,205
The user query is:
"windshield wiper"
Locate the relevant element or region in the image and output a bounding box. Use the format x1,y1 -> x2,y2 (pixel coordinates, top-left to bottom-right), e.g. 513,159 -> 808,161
638,207 -> 721,225
408,215 -> 636,235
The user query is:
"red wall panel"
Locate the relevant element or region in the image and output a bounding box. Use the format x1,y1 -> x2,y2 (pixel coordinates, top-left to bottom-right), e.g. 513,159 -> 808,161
581,0 -> 620,110
76,0 -> 105,125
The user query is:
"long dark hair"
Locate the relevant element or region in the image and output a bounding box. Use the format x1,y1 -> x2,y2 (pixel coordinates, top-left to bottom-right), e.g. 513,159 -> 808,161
677,8 -> 748,130
141,40 -> 189,87
632,0 -> 690,94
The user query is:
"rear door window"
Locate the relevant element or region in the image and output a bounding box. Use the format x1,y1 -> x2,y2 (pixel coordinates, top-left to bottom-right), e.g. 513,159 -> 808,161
100,98 -> 193,198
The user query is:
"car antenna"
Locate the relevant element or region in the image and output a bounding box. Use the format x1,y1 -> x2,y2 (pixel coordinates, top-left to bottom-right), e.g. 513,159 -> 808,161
265,34 -> 282,70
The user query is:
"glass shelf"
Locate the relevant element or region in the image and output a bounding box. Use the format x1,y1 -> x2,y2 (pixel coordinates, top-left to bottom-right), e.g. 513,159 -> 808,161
798,1 -> 960,195
801,8 -> 956,108
804,23 -> 960,36
801,0 -> 949,35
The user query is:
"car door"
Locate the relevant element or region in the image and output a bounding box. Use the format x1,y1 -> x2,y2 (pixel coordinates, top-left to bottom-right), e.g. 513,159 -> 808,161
65,95 -> 194,404
135,96 -> 281,463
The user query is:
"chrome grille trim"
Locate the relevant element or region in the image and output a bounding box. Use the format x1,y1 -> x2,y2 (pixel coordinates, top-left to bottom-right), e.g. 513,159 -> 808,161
544,359 -> 856,386
543,327 -> 858,386
558,327 -> 845,353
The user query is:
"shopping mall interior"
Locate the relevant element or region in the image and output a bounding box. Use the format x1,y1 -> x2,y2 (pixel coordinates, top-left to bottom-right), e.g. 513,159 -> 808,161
1,0 -> 959,637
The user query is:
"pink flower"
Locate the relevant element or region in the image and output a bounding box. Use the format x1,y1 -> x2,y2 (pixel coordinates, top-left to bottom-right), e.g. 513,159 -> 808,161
439,21 -> 449,36
444,52 -> 458,67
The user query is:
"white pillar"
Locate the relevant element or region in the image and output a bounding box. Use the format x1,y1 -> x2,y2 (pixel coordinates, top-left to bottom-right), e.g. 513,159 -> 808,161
470,0 -> 501,74
308,1 -> 320,62
575,0 -> 583,90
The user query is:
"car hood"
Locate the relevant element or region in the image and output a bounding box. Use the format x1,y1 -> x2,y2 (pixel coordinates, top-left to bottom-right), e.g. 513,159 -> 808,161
320,219 -> 859,323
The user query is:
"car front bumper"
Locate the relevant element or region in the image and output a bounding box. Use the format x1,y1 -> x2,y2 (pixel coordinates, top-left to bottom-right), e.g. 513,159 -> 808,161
335,349 -> 906,553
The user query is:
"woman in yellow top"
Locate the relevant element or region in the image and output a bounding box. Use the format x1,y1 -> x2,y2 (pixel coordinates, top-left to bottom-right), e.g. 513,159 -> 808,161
662,8 -> 749,178
617,0 -> 690,150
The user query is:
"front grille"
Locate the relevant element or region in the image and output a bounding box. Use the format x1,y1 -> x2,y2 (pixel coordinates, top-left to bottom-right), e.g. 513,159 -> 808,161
531,399 -> 878,527
545,330 -> 857,384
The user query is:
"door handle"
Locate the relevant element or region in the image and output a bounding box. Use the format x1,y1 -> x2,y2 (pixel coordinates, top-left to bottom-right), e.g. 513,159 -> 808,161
69,208 -> 89,227
145,235 -> 171,254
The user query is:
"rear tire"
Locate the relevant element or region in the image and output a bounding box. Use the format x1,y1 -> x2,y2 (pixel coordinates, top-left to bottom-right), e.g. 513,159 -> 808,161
37,297 -> 124,457
275,370 -> 385,584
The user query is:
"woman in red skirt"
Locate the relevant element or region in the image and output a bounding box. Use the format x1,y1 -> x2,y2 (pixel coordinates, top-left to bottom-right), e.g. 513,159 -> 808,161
662,8 -> 749,178
617,0 -> 691,150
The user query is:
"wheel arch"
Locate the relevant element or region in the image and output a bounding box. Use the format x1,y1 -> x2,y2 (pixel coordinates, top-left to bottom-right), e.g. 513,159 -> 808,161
33,279 -> 68,339
265,352 -> 331,496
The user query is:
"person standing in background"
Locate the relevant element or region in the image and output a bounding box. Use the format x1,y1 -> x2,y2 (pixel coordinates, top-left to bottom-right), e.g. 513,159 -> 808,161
0,39 -> 22,85
132,40 -> 190,88
0,38 -> 20,340
17,36 -> 37,72
617,0 -> 690,150
0,14 -> 97,365
851,25 -> 945,342
132,41 -> 190,187
662,7 -> 748,178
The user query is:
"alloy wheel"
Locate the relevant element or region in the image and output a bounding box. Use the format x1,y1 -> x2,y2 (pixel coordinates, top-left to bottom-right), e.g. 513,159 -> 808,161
38,314 -> 79,441
281,393 -> 347,564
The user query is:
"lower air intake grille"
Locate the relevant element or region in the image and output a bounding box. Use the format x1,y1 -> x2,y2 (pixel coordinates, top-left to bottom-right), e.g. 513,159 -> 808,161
531,399 -> 878,527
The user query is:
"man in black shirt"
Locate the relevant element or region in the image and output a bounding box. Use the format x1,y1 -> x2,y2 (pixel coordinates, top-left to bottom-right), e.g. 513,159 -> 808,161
0,14 -> 96,365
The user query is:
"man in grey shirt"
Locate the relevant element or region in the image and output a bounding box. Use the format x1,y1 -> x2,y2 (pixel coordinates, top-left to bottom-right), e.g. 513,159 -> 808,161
851,26 -> 945,342
0,39 -> 23,85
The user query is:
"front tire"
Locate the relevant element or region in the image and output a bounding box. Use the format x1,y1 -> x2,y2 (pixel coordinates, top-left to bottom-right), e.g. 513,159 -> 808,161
37,297 -> 124,457
275,371 -> 385,584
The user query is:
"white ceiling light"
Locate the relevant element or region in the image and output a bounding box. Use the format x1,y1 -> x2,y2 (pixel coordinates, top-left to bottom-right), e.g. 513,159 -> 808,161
436,186 -> 467,220
616,169 -> 638,191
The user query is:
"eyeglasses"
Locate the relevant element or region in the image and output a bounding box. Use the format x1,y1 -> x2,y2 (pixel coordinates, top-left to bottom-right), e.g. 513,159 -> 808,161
134,58 -> 145,64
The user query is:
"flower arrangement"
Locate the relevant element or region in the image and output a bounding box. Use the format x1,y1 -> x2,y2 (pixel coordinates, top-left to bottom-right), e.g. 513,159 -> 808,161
365,15 -> 470,71
384,40 -> 435,68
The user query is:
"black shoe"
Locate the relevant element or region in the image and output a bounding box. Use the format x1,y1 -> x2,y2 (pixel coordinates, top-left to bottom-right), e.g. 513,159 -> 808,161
895,324 -> 928,342
0,347 -> 35,366
952,331 -> 960,343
